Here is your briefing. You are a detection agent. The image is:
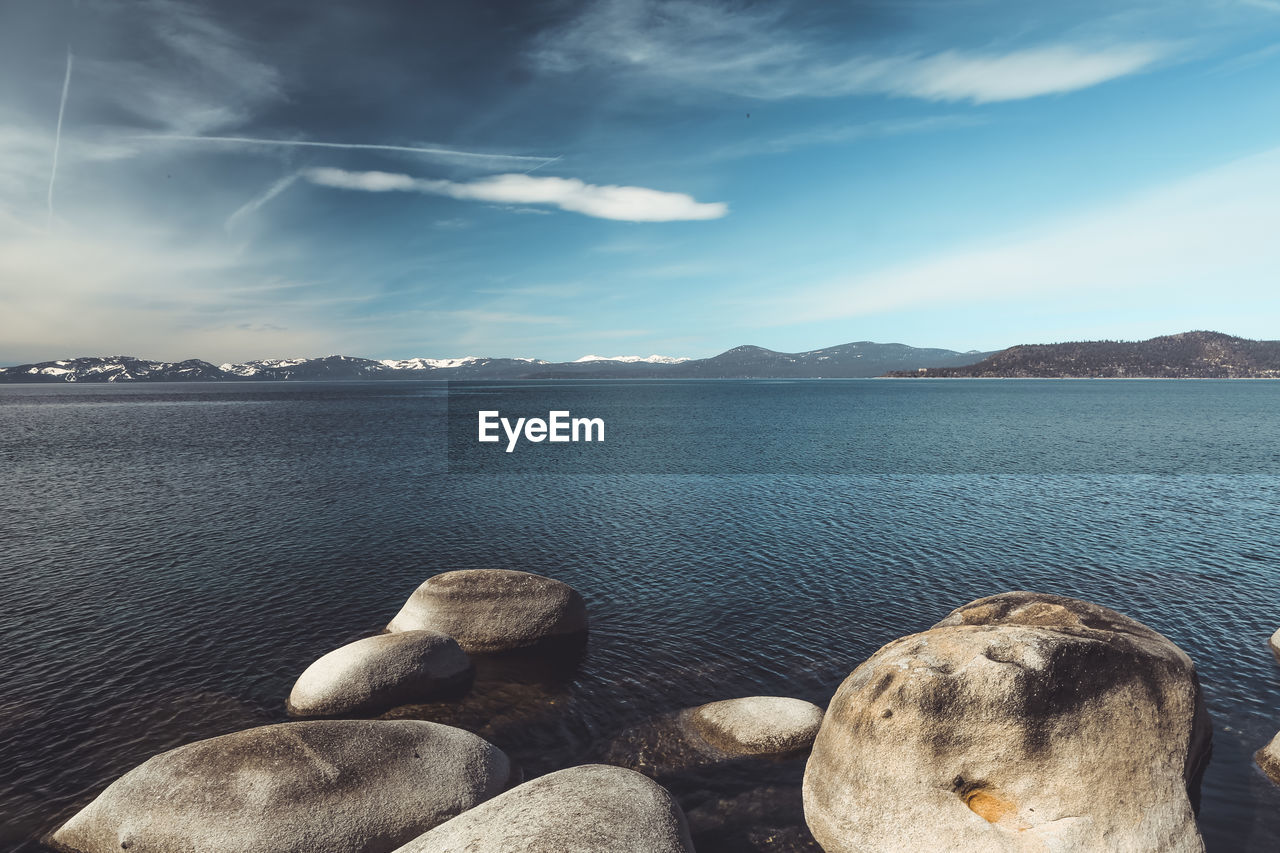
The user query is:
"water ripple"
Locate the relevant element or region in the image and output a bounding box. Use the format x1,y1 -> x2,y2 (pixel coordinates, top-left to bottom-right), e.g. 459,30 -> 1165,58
1,382 -> 1279,851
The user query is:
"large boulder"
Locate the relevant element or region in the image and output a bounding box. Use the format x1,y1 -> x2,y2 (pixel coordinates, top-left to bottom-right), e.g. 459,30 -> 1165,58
287,631 -> 470,717
1256,732 -> 1280,785
49,719 -> 511,853
1269,627 -> 1280,666
686,696 -> 824,756
803,591 -> 1211,853
387,569 -> 588,653
392,764 -> 695,853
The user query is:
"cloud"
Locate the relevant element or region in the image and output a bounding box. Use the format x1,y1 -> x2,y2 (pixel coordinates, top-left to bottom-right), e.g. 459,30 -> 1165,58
709,115 -> 984,160
0,226 -> 343,364
749,144 -> 1280,325
302,167 -> 728,222
136,134 -> 560,170
879,45 -> 1165,103
304,169 -> 419,192
75,0 -> 284,135
532,0 -> 1168,103
3,0 -> 290,232
1210,40 -> 1280,75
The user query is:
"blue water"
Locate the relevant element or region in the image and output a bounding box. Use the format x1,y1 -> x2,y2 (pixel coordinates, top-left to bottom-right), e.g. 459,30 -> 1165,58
2,380 -> 1280,851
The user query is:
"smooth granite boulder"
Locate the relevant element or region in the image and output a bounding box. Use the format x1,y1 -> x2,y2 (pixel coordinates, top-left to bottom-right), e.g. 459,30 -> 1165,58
686,696 -> 824,756
392,764 -> 695,853
49,720 -> 511,853
387,569 -> 588,653
287,631 -> 470,717
1256,732 -> 1280,785
803,591 -> 1211,853
1269,627 -> 1280,666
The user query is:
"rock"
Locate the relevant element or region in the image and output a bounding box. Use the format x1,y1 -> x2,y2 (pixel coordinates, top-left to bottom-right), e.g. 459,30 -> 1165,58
49,719 -> 511,853
387,569 -> 588,653
286,631 -> 470,717
1256,732 -> 1280,785
803,591 -> 1211,853
1270,627 -> 1280,665
392,764 -> 695,853
686,697 -> 824,756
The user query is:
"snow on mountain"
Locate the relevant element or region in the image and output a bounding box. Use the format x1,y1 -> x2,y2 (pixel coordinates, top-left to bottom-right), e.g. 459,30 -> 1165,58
574,354 -> 690,364
2,342 -> 993,382
219,358 -> 313,377
379,356 -> 548,370
378,357 -> 483,370
6,356 -> 223,382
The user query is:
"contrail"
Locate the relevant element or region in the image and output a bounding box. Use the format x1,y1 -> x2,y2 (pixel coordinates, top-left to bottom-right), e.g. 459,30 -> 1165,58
225,173 -> 298,231
523,154 -> 564,174
135,134 -> 558,167
46,48 -> 74,231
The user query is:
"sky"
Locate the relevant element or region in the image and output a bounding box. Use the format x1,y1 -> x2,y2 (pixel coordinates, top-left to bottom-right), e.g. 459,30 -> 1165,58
1,0 -> 1280,363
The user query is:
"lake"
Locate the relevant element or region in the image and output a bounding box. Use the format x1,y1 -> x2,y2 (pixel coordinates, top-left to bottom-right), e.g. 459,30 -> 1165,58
2,379 -> 1280,851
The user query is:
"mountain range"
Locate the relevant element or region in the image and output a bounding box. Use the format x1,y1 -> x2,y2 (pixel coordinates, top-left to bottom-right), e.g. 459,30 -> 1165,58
888,331 -> 1280,378
0,342 -> 992,382
7,332 -> 1278,382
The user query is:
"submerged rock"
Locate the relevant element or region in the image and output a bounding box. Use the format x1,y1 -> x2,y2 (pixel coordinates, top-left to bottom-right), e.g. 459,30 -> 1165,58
287,631 -> 470,717
49,719 -> 511,853
387,569 -> 588,653
1255,732 -> 1280,785
686,697 -> 824,756
683,785 -> 822,853
392,764 -> 694,853
803,591 -> 1212,853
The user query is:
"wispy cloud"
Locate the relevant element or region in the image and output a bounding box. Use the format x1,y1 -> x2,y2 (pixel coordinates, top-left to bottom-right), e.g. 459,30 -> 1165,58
75,1 -> 283,135
45,49 -> 74,231
1210,40 -> 1280,75
0,226 -> 340,364
533,0 -> 1169,103
6,0 -> 292,233
880,45 -> 1166,102
749,145 -> 1280,325
475,282 -> 592,299
494,205 -> 555,215
709,115 -> 983,160
302,167 -> 728,222
137,134 -> 560,170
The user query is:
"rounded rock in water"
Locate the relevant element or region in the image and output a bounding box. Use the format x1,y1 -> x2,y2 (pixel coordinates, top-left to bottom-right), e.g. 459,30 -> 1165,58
391,764 -> 695,853
48,719 -> 511,853
802,591 -> 1212,853
287,630 -> 470,717
1255,732 -> 1280,786
686,696 -> 824,757
386,569 -> 588,653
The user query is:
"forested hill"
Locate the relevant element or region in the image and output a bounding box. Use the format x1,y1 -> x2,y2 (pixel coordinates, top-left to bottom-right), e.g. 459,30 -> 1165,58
888,332 -> 1280,378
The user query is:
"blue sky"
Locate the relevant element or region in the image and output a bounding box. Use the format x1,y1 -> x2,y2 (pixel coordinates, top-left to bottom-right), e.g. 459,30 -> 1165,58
2,0 -> 1279,363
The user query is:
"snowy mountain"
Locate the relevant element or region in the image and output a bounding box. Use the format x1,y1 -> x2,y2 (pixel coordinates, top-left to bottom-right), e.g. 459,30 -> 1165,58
0,341 -> 996,382
215,355 -> 388,380
377,357 -> 483,370
1,356 -> 224,383
573,354 -> 690,364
